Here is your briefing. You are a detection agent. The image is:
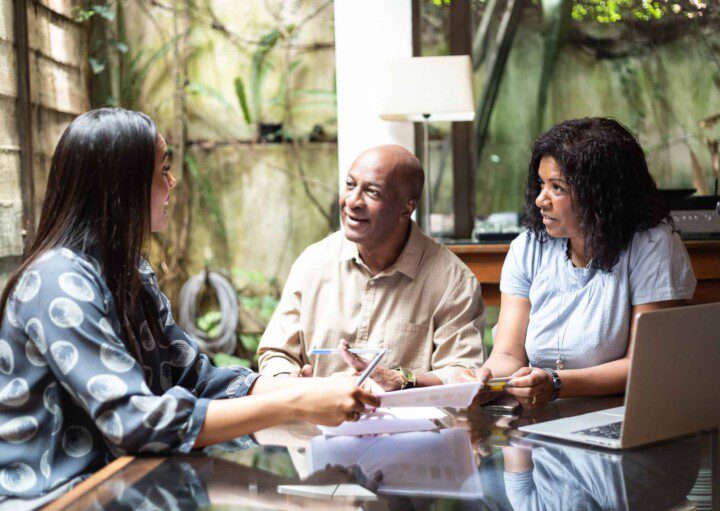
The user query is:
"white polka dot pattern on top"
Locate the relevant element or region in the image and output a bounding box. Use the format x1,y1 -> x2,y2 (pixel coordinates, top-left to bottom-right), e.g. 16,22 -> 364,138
0,378 -> 30,407
0,340 -> 13,375
50,341 -> 79,375
48,298 -> 84,329
0,247 -> 260,497
58,272 -> 95,302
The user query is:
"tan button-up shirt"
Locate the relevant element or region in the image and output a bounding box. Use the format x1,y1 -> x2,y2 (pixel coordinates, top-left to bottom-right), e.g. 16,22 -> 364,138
257,222 -> 486,383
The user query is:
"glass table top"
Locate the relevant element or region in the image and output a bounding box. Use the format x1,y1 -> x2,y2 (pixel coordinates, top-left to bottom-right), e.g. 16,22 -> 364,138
53,396 -> 719,511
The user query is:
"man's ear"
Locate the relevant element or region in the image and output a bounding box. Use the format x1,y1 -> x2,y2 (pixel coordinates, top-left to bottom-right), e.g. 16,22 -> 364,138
403,199 -> 416,218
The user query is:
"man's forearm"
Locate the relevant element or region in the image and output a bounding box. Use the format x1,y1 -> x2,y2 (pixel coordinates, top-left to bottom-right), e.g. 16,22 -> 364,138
416,372 -> 443,387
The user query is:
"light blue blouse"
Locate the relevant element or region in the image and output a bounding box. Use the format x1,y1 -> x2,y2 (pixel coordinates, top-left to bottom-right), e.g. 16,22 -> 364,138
0,247 -> 259,497
500,223 -> 696,369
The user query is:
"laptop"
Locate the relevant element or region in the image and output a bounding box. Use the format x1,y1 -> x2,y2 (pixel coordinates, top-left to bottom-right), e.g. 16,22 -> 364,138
519,302 -> 720,449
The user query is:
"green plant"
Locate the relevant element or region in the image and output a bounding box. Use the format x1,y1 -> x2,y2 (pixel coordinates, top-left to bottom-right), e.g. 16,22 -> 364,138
570,0 -> 707,22
232,25 -> 336,136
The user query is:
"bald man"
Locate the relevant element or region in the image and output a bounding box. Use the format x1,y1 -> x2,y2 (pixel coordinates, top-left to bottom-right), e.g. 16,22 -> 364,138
257,145 -> 486,390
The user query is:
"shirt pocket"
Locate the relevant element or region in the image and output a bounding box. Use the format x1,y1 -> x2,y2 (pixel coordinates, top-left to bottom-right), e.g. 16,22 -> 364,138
381,322 -> 430,372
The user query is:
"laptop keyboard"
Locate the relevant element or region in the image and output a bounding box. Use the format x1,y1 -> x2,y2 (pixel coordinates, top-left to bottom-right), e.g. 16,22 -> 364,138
573,421 -> 623,439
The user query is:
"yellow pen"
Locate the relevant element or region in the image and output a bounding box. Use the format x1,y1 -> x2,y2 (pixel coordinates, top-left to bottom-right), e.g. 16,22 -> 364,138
486,377 -> 513,391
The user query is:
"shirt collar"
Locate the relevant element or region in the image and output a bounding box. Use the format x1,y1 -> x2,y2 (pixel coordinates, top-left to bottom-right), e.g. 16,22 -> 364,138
339,221 -> 425,281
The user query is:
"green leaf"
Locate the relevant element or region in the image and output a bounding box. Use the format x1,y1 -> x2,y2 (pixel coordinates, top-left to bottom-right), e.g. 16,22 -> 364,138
259,296 -> 279,322
111,41 -> 129,53
185,81 -> 232,108
213,352 -> 251,368
233,77 -> 253,124
232,268 -> 267,285
250,29 -> 281,122
88,57 -> 106,75
74,8 -> 95,22
241,296 -> 261,310
196,310 -> 222,332
239,334 -> 260,353
91,4 -> 115,21
289,61 -> 302,74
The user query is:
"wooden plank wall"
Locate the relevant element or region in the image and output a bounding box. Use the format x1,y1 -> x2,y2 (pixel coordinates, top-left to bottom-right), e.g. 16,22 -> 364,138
0,0 -> 88,288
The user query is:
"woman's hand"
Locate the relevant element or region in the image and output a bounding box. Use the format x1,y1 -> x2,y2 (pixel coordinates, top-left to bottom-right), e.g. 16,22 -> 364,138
505,367 -> 553,408
292,378 -> 381,426
456,367 -> 506,409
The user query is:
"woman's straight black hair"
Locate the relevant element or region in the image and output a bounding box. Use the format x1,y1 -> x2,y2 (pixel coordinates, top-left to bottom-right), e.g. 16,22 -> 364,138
0,108 -> 165,360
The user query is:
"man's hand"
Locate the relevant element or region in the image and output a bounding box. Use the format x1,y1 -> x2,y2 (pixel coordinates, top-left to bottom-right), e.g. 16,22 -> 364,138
337,340 -> 404,391
277,364 -> 313,377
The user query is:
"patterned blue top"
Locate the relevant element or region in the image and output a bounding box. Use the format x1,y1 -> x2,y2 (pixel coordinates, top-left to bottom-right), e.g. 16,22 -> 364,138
0,247 -> 259,497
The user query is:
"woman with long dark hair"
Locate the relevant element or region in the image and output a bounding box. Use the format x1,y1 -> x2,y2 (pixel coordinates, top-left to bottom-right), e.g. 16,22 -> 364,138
0,108 -> 378,501
478,117 -> 696,407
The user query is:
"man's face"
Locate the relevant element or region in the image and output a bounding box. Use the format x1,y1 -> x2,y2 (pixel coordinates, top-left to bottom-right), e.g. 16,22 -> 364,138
339,155 -> 411,250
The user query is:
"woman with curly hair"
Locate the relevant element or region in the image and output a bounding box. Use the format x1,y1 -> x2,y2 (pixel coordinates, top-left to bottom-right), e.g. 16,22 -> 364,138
478,117 -> 696,407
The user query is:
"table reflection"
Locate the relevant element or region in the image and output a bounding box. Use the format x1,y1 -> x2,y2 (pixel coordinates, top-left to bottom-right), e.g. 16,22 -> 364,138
308,428 -> 482,499
500,435 -> 703,511
57,415 -> 716,511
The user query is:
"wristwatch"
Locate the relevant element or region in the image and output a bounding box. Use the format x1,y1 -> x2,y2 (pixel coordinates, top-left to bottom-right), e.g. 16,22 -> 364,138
541,367 -> 562,401
396,367 -> 416,390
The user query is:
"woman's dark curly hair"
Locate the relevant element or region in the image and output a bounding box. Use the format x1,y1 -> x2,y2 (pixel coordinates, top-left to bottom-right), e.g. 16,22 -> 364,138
522,117 -> 671,271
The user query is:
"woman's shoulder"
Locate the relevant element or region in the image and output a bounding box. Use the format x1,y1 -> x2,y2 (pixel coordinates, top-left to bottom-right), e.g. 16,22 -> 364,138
628,221 -> 683,257
508,230 -> 565,260
26,247 -> 102,280
11,248 -> 105,305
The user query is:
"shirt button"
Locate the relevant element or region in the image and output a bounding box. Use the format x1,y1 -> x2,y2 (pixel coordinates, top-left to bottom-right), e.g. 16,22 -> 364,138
368,281 -> 375,287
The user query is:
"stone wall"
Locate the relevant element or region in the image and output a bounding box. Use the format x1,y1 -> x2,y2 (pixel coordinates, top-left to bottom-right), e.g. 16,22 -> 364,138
0,0 -> 89,288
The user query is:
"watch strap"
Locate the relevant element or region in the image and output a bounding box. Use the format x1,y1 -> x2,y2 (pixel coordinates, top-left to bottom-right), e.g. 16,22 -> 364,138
541,367 -> 562,401
396,367 -> 416,390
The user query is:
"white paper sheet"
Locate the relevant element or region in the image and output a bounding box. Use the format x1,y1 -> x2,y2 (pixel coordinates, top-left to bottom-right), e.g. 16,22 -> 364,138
319,407 -> 446,437
376,381 -> 483,408
277,483 -> 378,501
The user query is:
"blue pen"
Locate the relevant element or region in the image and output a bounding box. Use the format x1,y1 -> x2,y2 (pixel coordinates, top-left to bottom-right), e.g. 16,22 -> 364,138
310,348 -> 390,355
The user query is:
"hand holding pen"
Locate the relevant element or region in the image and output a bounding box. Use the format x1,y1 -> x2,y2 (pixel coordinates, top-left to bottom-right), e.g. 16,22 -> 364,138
335,339 -> 408,391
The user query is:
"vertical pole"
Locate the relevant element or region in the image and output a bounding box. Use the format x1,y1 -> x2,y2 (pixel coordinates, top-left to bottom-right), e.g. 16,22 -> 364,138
422,116 -> 431,233
411,0 -> 425,229
13,0 -> 36,249
450,0 -> 475,239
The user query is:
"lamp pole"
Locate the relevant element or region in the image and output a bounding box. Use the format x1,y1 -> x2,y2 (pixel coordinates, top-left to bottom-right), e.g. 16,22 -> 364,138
422,113 -> 431,233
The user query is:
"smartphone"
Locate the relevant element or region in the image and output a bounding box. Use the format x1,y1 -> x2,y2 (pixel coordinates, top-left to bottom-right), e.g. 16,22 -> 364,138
482,394 -> 520,413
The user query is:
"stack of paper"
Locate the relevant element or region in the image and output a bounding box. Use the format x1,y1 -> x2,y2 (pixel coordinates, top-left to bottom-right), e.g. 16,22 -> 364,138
319,382 -> 483,437
376,381 -> 483,408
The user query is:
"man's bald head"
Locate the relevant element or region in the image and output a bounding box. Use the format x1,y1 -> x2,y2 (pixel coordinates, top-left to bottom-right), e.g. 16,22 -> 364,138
351,145 -> 424,202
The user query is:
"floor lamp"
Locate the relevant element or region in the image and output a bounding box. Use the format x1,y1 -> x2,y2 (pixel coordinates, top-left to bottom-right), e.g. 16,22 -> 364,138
379,56 -> 476,234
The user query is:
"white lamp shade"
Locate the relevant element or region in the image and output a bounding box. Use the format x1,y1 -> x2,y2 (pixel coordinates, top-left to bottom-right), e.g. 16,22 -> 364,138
379,56 -> 476,122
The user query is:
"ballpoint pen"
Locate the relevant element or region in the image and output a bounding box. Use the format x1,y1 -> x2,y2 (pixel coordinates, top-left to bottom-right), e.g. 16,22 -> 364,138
355,349 -> 386,386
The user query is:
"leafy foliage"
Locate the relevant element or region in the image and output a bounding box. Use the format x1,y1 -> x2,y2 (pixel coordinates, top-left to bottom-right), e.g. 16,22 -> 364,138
569,0 -> 708,22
